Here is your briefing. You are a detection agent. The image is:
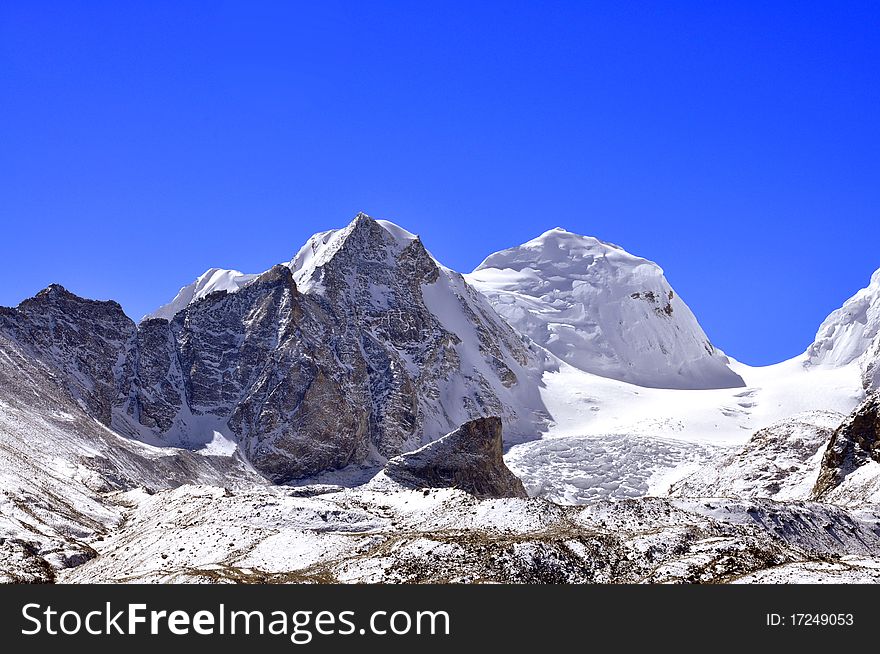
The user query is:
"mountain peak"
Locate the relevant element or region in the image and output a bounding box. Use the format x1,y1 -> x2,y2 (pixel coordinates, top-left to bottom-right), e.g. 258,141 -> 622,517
22,284 -> 124,313
32,283 -> 76,301
344,212 -> 419,249
288,213 -> 424,294
467,228 -> 744,390
144,213 -> 425,317
476,227 -> 645,276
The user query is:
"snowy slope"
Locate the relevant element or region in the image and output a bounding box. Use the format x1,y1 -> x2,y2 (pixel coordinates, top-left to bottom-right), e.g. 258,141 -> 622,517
669,411 -> 843,501
807,268 -> 880,390
501,355 -> 864,505
145,268 -> 258,320
0,327 -> 262,581
466,228 -> 744,390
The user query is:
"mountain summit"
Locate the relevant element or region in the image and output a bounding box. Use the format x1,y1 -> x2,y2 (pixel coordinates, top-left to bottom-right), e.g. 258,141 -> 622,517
466,228 -> 744,390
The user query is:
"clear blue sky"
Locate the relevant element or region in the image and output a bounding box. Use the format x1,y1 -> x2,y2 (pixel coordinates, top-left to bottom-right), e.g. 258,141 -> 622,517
1,2 -> 878,365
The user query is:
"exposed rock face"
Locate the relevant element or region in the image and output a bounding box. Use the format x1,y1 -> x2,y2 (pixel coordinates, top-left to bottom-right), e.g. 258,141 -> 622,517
383,417 -> 528,498
812,393 -> 880,501
0,285 -> 135,426
0,214 -> 550,482
166,264 -> 372,480
122,318 -> 184,432
287,214 -> 550,456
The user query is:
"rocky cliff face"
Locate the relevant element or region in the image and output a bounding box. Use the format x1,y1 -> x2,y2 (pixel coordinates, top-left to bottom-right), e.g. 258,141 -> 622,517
0,214 -> 550,483
287,214 -> 550,453
382,416 -> 528,499
812,393 -> 880,502
0,285 -> 136,426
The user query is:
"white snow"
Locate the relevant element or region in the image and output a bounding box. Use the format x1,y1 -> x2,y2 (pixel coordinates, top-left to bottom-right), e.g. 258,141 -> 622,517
523,354 -> 861,446
375,219 -> 418,245
502,353 -> 864,504
808,268 -> 880,367
200,430 -> 239,456
806,268 -> 880,390
505,433 -> 718,504
145,268 -> 258,321
466,227 -> 744,390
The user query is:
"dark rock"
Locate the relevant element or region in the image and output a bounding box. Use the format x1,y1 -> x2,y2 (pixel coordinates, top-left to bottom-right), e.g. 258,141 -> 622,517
123,318 -> 183,432
812,393 -> 880,498
383,417 -> 528,498
5,284 -> 136,426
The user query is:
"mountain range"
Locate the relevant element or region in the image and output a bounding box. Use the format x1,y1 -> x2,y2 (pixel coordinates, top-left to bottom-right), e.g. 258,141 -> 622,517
2,212 -> 879,583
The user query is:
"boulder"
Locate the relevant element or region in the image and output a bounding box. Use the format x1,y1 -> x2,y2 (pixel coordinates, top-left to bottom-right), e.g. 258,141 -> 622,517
383,417 -> 528,499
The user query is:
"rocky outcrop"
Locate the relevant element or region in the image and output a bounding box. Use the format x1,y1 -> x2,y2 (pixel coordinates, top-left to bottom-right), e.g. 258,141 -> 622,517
383,417 -> 528,498
812,393 -> 880,501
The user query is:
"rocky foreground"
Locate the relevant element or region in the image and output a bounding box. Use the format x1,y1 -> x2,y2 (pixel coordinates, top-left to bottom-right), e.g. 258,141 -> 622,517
56,484 -> 880,584
3,412 -> 879,584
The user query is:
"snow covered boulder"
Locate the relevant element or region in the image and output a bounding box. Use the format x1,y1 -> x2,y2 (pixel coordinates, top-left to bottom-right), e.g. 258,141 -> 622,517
382,417 -> 529,499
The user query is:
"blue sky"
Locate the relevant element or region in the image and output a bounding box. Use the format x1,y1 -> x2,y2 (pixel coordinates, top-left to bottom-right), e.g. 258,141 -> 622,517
1,2 -> 877,365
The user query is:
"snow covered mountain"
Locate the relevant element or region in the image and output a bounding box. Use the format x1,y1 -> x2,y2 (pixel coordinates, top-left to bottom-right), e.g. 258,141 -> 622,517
3,214 -> 550,484
280,213 -> 551,446
807,268 -> 880,390
466,228 -> 744,390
